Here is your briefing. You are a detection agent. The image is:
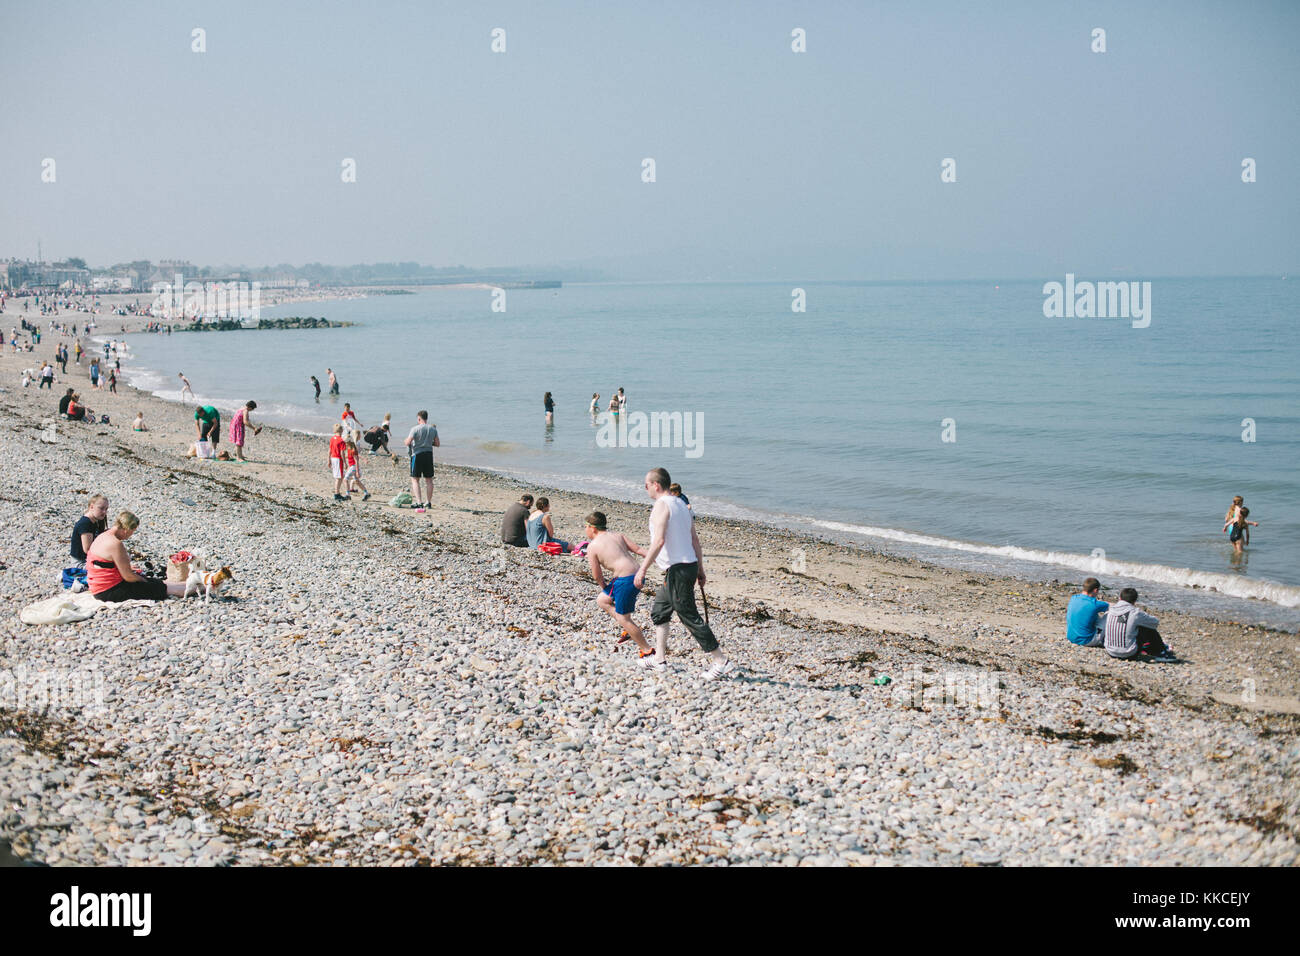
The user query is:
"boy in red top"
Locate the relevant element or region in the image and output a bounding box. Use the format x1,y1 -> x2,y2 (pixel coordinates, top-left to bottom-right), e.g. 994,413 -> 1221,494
328,423 -> 348,501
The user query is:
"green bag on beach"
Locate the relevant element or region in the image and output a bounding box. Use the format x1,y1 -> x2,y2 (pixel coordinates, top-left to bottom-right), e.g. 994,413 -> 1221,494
390,492 -> 414,508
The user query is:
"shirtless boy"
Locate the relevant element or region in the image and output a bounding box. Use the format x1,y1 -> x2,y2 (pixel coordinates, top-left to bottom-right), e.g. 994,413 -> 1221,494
585,511 -> 657,664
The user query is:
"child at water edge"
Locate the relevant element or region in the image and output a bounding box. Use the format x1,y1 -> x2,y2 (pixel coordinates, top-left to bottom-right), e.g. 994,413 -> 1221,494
585,511 -> 656,663
1228,506 -> 1258,552
1222,496 -> 1244,533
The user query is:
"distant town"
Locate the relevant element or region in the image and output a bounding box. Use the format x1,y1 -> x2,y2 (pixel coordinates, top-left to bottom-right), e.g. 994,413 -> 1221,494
0,256 -> 577,293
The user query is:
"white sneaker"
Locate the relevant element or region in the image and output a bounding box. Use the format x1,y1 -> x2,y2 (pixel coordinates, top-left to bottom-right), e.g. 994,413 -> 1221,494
703,659 -> 735,681
637,651 -> 666,672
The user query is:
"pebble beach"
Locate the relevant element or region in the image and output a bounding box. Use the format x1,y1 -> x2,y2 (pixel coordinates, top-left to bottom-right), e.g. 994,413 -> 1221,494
1,318 -> 1297,867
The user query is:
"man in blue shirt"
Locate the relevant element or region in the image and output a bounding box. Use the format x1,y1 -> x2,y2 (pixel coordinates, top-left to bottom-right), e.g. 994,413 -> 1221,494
1066,578 -> 1109,646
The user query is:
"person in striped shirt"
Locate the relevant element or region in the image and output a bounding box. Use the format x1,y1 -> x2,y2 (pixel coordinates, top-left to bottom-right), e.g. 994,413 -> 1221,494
1103,588 -> 1175,662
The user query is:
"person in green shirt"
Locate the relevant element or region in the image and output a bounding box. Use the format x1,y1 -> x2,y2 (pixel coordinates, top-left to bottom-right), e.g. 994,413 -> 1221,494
194,405 -> 221,446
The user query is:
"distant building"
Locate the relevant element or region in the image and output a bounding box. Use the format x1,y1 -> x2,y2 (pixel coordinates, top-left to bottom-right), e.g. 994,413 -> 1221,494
1,260 -> 88,289
91,273 -> 135,291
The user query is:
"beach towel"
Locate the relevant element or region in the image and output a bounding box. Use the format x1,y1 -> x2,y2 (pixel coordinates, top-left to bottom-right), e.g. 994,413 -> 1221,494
19,592 -> 155,625
538,542 -> 563,555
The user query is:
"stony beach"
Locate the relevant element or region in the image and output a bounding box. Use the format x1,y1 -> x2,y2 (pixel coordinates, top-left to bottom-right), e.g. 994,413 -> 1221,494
1,317 -> 1297,866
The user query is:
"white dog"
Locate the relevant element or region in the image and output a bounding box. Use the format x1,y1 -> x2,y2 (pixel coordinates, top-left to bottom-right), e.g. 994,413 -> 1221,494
182,556 -> 233,601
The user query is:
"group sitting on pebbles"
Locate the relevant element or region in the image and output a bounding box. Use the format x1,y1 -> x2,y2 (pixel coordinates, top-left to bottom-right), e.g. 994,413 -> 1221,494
62,496 -> 229,603
1065,577 -> 1177,663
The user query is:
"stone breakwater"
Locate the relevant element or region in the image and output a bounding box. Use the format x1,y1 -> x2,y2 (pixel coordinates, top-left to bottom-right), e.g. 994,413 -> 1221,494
177,317 -> 353,331
0,350 -> 1296,866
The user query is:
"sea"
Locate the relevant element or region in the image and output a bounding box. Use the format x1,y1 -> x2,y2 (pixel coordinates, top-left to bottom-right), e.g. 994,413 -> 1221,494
114,278 -> 1300,629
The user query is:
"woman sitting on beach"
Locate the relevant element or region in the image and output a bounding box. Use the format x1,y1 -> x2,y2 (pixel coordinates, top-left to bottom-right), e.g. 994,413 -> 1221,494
87,511 -> 189,602
526,497 -> 571,552
70,494 -> 109,569
65,393 -> 90,422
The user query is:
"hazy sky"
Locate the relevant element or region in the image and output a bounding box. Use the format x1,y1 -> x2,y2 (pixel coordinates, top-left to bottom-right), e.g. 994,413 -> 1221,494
3,0 -> 1297,279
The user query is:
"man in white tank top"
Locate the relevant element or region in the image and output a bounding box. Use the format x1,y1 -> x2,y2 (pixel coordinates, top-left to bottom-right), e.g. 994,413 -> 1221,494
634,467 -> 734,680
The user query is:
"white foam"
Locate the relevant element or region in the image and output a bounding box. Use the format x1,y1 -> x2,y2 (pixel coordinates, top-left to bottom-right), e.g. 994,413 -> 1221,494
811,519 -> 1300,608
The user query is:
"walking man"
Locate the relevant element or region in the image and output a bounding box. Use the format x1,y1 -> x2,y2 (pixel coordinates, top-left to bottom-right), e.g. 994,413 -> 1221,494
633,467 -> 734,679
403,410 -> 439,513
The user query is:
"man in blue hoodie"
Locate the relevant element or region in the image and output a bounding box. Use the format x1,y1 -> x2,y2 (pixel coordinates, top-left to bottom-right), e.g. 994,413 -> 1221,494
1066,578 -> 1109,647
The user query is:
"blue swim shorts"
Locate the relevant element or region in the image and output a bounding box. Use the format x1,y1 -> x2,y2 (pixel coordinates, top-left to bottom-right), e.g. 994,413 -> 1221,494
602,574 -> 640,615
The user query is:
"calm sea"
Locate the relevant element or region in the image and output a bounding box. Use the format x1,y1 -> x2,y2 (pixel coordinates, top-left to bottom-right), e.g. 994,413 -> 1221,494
118,278 -> 1300,628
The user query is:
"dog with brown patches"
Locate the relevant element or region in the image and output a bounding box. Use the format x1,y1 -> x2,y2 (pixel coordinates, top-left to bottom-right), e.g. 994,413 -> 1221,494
183,564 -> 233,601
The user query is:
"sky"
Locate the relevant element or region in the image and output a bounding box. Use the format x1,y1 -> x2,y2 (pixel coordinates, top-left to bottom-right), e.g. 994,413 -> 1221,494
2,0 -> 1297,280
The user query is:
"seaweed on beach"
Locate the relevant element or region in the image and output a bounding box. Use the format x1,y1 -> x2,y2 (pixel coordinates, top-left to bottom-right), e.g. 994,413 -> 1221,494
1229,802 -> 1297,841
1090,753 -> 1140,775
831,650 -> 878,668
0,709 -> 75,760
1034,724 -> 1121,745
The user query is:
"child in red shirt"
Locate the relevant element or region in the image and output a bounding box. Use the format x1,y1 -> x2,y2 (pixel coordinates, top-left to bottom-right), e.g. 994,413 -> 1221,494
344,440 -> 370,501
328,424 -> 348,500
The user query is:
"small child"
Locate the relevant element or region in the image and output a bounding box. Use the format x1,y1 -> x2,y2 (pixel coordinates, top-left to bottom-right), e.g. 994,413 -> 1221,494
343,440 -> 371,501
132,411 -> 147,432
1222,495 -> 1244,533
584,510 -> 656,663
668,482 -> 693,512
1228,506 -> 1259,552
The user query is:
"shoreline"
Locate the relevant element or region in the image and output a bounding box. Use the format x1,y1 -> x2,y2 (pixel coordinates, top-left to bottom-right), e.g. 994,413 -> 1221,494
1,313 -> 1297,866
108,303 -> 1300,628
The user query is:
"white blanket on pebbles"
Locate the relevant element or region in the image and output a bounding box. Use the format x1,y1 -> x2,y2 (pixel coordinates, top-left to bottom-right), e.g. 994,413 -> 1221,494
19,592 -> 156,625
